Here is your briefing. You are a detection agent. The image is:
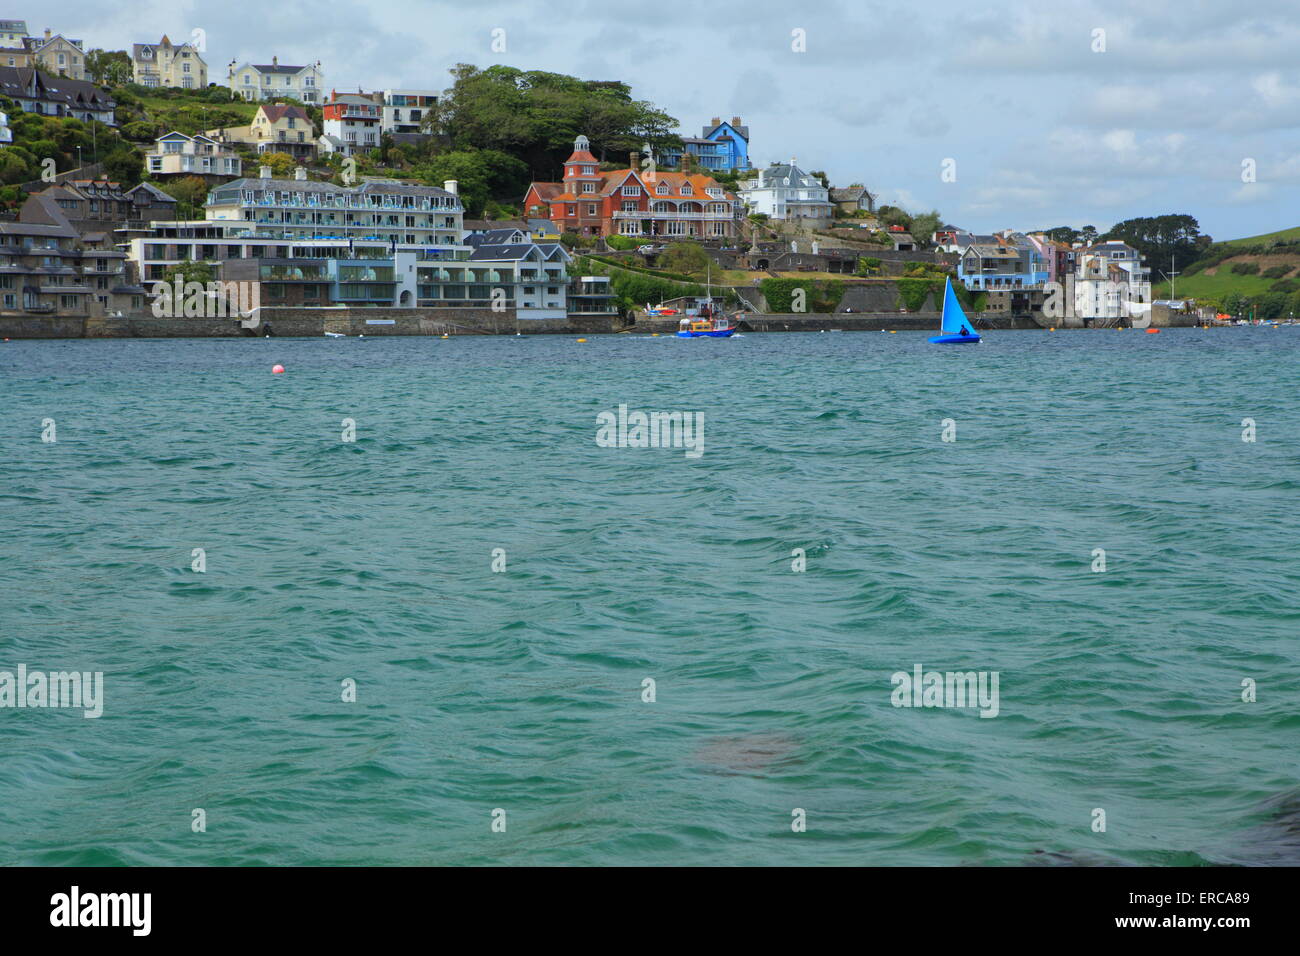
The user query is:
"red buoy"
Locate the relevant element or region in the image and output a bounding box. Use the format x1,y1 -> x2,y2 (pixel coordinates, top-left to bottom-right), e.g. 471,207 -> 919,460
272,364 -> 285,373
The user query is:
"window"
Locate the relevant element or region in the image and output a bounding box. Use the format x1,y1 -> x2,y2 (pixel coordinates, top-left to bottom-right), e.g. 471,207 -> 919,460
656,184 -> 668,195
587,204 -> 597,216
581,182 -> 595,193
621,185 -> 639,196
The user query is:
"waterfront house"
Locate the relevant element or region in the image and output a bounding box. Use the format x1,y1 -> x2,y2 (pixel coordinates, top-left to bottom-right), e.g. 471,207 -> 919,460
228,57 -> 323,104
0,214 -> 146,317
322,91 -> 382,156
0,66 -> 116,125
146,132 -> 242,181
132,34 -> 207,89
125,167 -> 465,295
660,116 -> 751,172
737,161 -> 834,227
208,103 -> 316,161
1073,240 -> 1151,322
524,135 -> 739,240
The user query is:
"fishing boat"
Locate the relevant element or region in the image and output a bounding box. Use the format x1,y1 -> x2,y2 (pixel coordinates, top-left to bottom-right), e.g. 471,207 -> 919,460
676,314 -> 738,337
674,260 -> 738,337
928,278 -> 981,344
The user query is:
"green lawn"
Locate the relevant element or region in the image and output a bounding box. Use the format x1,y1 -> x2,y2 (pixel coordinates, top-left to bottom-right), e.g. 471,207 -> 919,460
1223,226 -> 1300,247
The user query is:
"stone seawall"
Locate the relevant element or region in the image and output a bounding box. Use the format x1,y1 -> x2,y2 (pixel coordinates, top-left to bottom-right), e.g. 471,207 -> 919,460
0,308 -> 628,339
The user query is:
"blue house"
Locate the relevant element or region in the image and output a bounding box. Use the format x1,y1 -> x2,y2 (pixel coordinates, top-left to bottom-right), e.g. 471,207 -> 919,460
660,115 -> 750,172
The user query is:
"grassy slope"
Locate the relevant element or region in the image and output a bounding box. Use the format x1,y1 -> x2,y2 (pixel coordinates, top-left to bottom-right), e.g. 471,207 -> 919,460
1223,226 -> 1300,247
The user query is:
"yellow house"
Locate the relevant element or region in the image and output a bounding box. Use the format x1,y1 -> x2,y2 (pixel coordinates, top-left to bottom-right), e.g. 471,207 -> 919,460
25,28 -> 85,80
132,35 -> 208,89
208,103 -> 316,161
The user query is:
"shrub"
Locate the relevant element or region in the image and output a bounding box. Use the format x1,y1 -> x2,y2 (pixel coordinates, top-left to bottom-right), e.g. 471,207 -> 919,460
1262,264 -> 1293,279
1230,261 -> 1260,275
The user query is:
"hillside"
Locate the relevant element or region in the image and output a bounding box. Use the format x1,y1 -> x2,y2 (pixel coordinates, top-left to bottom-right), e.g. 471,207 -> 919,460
1223,226 -> 1300,248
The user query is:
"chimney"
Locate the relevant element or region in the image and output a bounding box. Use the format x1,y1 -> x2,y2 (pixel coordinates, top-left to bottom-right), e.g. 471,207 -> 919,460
629,150 -> 640,171
711,116 -> 720,127
272,55 -> 278,67
294,166 -> 307,181
44,28 -> 51,41
259,165 -> 272,179
731,116 -> 741,127
443,180 -> 458,195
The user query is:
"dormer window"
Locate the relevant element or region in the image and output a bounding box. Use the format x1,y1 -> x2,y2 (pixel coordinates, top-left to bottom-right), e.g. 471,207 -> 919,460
681,184 -> 692,195
656,183 -> 669,195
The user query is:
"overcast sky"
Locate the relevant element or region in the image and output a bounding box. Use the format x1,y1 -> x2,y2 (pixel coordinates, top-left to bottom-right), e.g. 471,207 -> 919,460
56,0 -> 1300,241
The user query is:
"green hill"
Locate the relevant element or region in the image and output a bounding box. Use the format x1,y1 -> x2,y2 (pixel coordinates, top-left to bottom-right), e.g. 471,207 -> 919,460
1223,226 -> 1300,248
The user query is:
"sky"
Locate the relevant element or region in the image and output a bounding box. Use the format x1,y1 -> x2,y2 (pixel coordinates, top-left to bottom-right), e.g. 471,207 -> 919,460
51,0 -> 1300,241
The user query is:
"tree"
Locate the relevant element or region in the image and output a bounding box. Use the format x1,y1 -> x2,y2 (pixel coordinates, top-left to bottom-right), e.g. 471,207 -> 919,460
808,169 -> 830,189
1100,214 -> 1208,273
161,175 -> 211,219
657,242 -> 710,279
909,210 -> 942,248
85,49 -> 132,87
162,259 -> 217,286
260,151 -> 298,177
1080,225 -> 1099,244
427,63 -> 679,177
413,148 -> 529,218
102,146 -> 143,186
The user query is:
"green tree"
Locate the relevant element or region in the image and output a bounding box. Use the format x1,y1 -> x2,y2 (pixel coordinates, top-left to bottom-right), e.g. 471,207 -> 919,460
656,242 -> 710,279
161,175 -> 211,219
85,49 -> 133,87
909,210 -> 942,248
162,259 -> 217,286
102,146 -> 143,186
413,148 -> 529,218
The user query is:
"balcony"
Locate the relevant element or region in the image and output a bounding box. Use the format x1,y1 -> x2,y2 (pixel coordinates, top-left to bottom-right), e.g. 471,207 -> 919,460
612,211 -> 734,221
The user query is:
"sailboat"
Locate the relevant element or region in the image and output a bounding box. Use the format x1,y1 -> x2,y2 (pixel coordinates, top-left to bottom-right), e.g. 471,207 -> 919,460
928,278 -> 981,344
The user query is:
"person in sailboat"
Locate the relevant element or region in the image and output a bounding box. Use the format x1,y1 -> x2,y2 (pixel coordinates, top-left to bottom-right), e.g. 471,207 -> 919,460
959,324 -> 971,336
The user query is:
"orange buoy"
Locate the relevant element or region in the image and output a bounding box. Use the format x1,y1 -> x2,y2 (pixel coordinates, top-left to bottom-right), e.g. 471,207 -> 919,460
1145,328 -> 1160,334
272,364 -> 285,373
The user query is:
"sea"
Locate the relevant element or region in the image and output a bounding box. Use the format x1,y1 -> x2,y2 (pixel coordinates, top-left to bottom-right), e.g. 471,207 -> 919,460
1,328 -> 1297,866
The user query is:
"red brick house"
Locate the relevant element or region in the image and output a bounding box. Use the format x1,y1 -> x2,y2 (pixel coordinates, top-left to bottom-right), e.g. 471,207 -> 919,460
524,135 -> 739,240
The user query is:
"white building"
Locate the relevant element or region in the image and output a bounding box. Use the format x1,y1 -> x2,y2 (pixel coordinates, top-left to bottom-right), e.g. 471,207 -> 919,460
1073,241 -> 1152,321
382,89 -> 437,135
737,161 -> 834,225
146,131 -> 241,179
323,91 -> 381,156
228,57 -> 323,104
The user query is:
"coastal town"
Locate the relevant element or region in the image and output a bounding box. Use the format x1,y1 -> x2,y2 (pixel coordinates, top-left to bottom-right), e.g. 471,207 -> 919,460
1,17 -> 1295,337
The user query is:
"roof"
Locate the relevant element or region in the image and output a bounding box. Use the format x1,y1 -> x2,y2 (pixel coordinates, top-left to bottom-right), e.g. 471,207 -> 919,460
209,177 -> 459,202
529,167 -> 736,205
251,63 -> 310,75
0,66 -> 115,110
829,186 -> 872,201
702,119 -> 749,141
258,103 -> 310,123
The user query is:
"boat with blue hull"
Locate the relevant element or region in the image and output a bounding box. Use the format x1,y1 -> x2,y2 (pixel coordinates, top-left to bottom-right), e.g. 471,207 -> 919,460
929,278 -> 981,344
676,314 -> 738,338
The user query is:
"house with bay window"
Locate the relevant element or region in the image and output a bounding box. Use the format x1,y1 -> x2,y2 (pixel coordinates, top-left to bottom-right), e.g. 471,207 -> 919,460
523,135 -> 739,240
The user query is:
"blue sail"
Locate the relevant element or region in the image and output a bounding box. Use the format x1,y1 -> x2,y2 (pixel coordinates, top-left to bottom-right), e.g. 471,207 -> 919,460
940,278 -> 972,335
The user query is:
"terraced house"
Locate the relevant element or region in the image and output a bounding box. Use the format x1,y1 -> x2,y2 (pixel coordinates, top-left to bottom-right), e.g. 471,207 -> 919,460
132,34 -> 208,89
0,219 -> 144,318
524,135 -> 739,239
0,66 -> 116,125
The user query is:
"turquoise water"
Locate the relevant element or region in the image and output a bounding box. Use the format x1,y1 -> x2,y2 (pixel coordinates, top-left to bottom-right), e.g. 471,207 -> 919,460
1,329 -> 1298,866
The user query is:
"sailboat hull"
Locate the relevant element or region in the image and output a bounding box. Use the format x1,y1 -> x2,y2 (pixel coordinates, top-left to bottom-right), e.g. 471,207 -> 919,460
927,333 -> 981,344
